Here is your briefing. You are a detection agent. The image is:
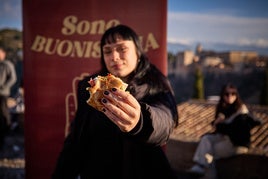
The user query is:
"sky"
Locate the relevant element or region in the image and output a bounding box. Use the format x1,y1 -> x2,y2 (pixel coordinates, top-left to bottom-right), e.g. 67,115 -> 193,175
168,0 -> 268,53
1,0 -> 268,54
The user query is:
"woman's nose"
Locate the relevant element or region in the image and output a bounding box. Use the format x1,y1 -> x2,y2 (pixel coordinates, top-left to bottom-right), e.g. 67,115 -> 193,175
111,50 -> 120,61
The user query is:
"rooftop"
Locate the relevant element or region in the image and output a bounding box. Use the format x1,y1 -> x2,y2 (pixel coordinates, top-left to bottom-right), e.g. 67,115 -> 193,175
170,100 -> 268,156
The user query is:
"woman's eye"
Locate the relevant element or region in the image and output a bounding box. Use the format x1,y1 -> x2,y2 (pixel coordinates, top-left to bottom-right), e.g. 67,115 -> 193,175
103,50 -> 112,54
118,47 -> 127,52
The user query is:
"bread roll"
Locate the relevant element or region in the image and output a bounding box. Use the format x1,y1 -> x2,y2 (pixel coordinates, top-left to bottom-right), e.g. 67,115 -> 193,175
86,74 -> 128,111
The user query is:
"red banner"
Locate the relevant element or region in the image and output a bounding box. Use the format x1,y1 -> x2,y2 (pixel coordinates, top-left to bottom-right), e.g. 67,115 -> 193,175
22,0 -> 167,178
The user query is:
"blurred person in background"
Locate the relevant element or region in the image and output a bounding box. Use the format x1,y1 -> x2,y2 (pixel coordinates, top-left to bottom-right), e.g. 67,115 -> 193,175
189,83 -> 261,178
0,46 -> 17,149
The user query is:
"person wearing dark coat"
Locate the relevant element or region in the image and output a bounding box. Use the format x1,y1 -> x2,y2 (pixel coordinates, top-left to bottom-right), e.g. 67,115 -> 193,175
216,113 -> 261,148
189,83 -> 261,179
52,25 -> 179,179
0,46 -> 17,149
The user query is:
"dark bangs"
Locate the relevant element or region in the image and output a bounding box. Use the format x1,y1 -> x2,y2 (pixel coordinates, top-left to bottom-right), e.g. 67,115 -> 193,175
101,25 -> 136,47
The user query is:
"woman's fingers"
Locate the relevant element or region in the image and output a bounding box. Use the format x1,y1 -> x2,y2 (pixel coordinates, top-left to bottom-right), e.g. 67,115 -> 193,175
101,88 -> 141,132
105,88 -> 139,114
112,88 -> 138,108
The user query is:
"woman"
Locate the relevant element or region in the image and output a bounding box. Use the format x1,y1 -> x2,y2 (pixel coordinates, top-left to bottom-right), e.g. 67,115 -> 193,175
52,25 -> 178,179
189,83 -> 260,178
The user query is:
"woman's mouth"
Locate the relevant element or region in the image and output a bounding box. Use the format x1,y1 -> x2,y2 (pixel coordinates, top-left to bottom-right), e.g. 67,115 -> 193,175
112,64 -> 123,70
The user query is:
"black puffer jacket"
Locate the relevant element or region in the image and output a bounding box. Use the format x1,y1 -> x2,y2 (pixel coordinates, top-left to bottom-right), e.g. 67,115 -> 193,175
52,64 -> 178,179
216,114 -> 261,147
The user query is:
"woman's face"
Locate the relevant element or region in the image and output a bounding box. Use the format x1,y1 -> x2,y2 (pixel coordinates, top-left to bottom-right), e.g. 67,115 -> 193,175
223,87 -> 237,104
0,49 -> 6,61
102,38 -> 138,78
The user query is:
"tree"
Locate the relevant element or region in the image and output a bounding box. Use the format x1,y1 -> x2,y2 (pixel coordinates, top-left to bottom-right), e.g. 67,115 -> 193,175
193,66 -> 204,99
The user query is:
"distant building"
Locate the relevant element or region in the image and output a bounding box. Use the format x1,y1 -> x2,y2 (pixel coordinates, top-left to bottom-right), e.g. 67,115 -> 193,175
202,56 -> 223,67
176,50 -> 194,66
218,51 -> 258,64
195,43 -> 202,55
173,50 -> 259,69
168,43 -> 267,75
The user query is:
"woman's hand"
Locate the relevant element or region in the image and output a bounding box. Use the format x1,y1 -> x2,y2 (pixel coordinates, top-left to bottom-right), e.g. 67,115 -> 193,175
213,113 -> 225,127
101,88 -> 141,132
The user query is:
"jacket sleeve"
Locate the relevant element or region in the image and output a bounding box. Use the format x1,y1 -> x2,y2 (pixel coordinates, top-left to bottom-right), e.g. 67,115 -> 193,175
6,61 -> 17,89
0,61 -> 17,94
128,91 -> 178,146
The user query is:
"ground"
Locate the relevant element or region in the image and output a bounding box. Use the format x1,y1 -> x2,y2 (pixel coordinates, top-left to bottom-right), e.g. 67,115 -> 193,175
0,128 -> 201,179
0,126 -> 25,179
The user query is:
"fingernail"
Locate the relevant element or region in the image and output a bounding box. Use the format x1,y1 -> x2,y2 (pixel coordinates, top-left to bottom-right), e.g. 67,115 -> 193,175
112,88 -> 117,92
102,98 -> 107,103
104,91 -> 109,95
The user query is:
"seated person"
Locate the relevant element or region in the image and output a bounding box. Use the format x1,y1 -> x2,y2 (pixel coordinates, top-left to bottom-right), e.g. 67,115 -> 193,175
189,83 -> 261,178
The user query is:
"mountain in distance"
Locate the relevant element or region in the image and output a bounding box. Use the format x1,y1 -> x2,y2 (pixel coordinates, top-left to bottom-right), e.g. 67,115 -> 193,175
167,42 -> 268,57
167,42 -> 192,53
